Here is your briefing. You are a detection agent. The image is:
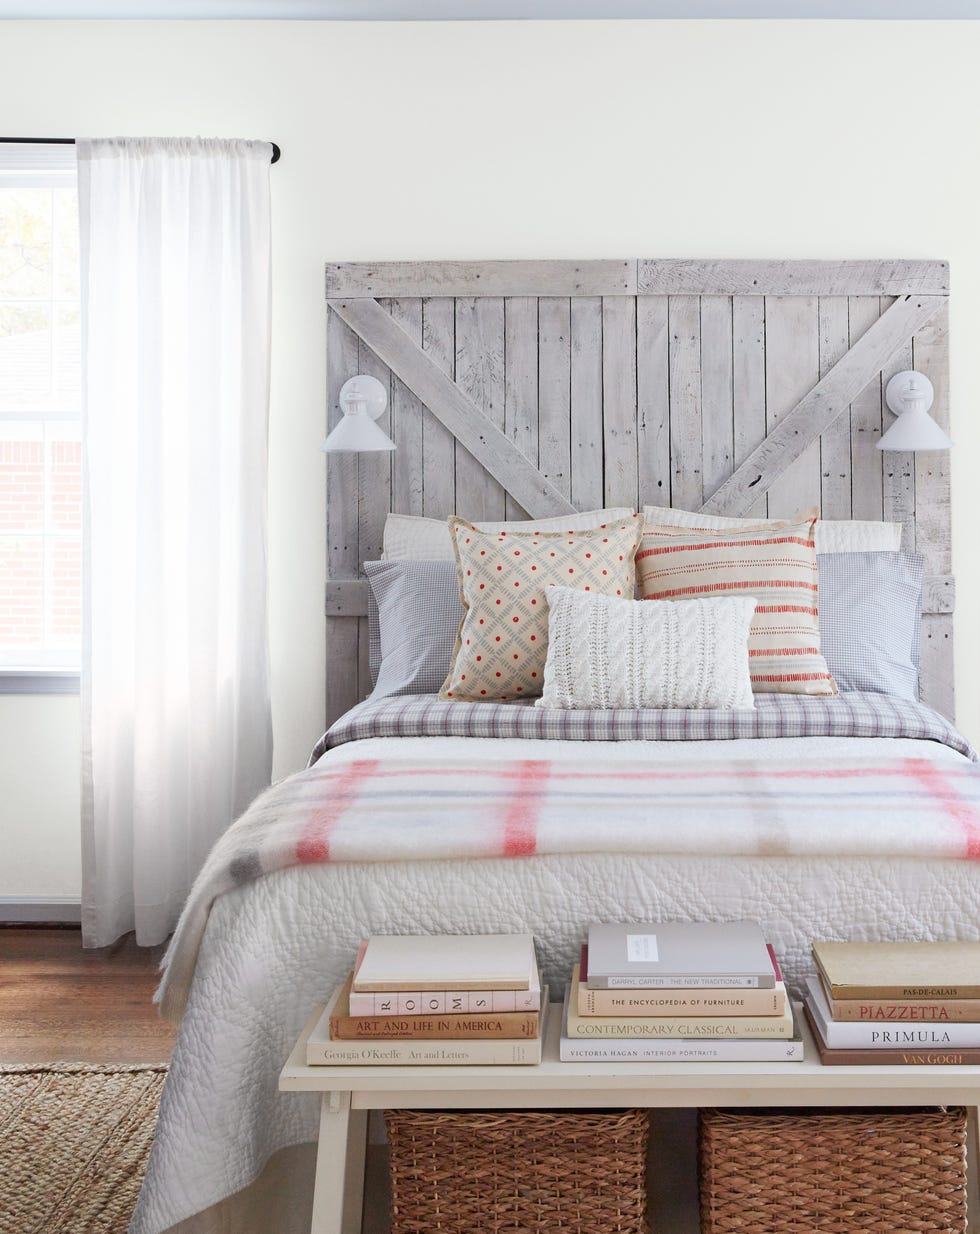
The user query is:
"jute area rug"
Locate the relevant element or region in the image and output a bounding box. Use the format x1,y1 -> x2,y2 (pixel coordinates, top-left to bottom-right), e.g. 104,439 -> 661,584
0,1063 -> 166,1234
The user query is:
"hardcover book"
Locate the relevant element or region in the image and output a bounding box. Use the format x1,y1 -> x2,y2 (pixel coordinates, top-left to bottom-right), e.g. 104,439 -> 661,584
558,987 -> 803,1062
812,940 -> 980,1001
348,944 -> 541,1015
806,976 -> 980,1049
576,954 -> 786,1016
566,967 -> 793,1038
804,1006 -> 980,1067
306,984 -> 549,1065
329,975 -> 539,1040
823,987 -> 980,1023
352,933 -> 536,993
586,921 -> 775,990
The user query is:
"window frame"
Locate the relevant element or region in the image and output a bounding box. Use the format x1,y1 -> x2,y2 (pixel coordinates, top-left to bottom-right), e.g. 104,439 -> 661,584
0,145 -> 81,692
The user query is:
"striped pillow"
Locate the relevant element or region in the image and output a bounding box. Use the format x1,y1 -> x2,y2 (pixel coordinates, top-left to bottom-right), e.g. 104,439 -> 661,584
636,519 -> 838,696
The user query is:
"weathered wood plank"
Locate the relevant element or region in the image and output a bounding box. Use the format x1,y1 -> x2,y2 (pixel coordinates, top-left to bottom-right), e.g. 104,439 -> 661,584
912,303 -> 952,575
325,307 -> 362,725
421,297 -> 456,517
639,259 -> 949,297
668,296 -> 703,510
327,260 -> 636,299
636,295 -> 670,510
922,575 -> 955,616
330,298 -> 575,520
912,302 -> 954,721
570,297 -> 604,512
700,295 -> 734,498
731,295 -> 768,520
701,294 -> 945,517
389,298 -> 424,516
847,296 -> 885,521
504,297 -> 539,519
454,296 -> 506,522
817,297 -> 851,520
763,296 -> 821,519
602,296 -> 638,509
356,310 -> 392,565
324,574 -> 954,620
325,579 -> 370,617
538,297 -> 571,501
879,300 -> 915,551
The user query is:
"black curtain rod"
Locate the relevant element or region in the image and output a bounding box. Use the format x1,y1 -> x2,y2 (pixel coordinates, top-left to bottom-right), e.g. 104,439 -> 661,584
0,137 -> 281,164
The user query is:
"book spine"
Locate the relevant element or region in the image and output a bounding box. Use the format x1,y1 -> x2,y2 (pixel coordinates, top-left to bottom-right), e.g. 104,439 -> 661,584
577,985 -> 786,1017
306,1038 -> 541,1066
813,1043 -> 980,1065
565,1008 -> 793,1039
330,1010 -> 539,1041
828,996 -> 980,1023
348,988 -> 541,1016
814,1015 -> 980,1050
588,974 -> 768,990
828,983 -> 980,1001
559,1036 -> 804,1062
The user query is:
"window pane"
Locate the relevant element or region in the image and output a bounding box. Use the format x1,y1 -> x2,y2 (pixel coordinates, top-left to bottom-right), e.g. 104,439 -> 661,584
0,188 -> 52,299
46,535 -> 81,646
52,188 -> 79,300
54,303 -> 80,406
47,422 -> 81,535
0,421 -> 44,533
0,534 -> 44,646
0,302 -> 52,410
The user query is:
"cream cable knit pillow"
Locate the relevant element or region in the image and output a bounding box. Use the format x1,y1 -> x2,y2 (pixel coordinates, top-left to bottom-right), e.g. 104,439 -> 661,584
538,589 -> 757,711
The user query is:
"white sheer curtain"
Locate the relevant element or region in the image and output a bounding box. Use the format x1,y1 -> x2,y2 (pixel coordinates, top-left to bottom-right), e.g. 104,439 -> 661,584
78,138 -> 273,948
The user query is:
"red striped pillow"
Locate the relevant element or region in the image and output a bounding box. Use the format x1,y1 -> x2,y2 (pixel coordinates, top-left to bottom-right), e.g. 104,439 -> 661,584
636,518 -> 838,696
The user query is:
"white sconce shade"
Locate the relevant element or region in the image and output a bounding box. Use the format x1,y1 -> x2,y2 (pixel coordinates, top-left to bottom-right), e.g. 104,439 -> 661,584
877,370 -> 952,452
321,375 -> 395,453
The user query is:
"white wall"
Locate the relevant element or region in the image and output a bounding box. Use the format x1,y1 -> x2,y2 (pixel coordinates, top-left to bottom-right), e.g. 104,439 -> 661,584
1,17 -> 978,897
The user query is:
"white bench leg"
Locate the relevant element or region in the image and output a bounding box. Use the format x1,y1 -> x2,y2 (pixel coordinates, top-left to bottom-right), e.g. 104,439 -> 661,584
310,1091 -> 363,1234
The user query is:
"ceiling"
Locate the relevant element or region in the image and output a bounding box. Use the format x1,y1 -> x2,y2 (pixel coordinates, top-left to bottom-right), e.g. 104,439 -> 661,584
1,0 -> 978,17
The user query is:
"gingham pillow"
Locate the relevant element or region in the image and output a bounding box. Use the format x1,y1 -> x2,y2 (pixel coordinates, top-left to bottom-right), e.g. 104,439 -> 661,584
365,560 -> 463,698
817,551 -> 924,700
636,518 -> 838,696
440,515 -> 644,702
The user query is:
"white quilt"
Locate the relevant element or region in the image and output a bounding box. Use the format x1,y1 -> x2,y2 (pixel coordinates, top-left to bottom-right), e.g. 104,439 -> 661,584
132,734 -> 980,1234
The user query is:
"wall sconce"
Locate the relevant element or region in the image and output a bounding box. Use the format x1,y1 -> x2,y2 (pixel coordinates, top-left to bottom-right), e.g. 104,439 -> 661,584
321,375 -> 395,453
877,371 -> 952,452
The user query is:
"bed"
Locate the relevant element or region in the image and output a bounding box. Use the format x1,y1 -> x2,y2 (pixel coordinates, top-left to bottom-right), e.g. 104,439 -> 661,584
130,259 -> 973,1234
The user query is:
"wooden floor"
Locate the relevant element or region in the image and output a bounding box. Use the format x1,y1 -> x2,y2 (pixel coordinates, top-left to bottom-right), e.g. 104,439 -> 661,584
0,927 -> 177,1065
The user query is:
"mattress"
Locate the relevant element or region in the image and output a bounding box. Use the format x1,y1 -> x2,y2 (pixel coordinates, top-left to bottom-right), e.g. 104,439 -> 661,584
132,729 -> 980,1234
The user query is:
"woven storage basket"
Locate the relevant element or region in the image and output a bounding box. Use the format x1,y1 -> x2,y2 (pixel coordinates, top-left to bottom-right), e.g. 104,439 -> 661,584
384,1107 -> 650,1233
699,1106 -> 968,1234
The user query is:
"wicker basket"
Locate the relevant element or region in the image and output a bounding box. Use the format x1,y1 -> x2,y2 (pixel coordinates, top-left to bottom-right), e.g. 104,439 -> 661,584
699,1106 -> 968,1234
384,1107 -> 650,1233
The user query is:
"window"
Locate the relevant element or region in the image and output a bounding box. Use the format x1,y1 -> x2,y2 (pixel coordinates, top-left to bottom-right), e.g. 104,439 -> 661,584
0,146 -> 81,687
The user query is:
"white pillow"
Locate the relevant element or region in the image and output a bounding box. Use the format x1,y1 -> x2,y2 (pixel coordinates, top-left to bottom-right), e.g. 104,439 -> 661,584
641,506 -> 902,554
382,508 -> 634,560
537,588 -> 756,711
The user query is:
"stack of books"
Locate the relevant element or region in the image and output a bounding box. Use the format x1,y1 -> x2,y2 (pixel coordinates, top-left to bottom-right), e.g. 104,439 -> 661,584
307,933 -> 548,1065
805,940 -> 980,1066
560,921 -> 803,1062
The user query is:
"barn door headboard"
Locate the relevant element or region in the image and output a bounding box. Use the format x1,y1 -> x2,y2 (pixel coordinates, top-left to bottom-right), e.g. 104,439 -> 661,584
324,258 -> 953,725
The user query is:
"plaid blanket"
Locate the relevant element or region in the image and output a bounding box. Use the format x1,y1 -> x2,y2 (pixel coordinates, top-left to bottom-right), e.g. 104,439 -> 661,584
158,738 -> 980,1021
313,692 -> 977,762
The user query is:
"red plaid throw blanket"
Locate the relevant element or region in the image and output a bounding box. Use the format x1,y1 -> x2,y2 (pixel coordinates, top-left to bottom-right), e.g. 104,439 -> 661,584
157,747 -> 980,1020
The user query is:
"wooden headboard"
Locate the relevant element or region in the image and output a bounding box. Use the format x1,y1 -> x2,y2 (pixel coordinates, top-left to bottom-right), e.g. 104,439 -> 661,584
324,258 -> 953,725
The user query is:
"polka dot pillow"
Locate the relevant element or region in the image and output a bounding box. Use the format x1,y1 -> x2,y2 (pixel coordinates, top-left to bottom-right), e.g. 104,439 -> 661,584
440,515 -> 643,702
